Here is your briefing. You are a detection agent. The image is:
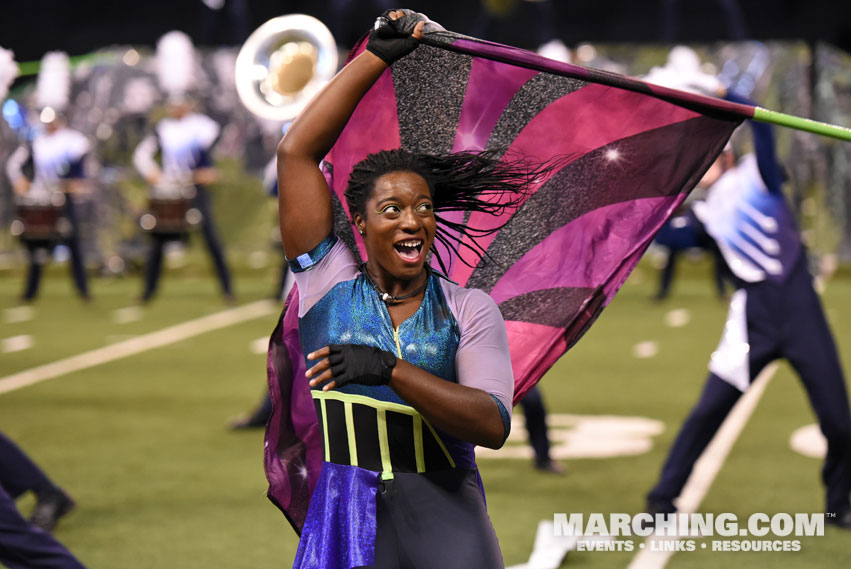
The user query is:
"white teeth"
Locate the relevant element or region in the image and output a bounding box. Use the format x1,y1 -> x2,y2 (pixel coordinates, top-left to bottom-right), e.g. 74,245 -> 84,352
394,239 -> 423,261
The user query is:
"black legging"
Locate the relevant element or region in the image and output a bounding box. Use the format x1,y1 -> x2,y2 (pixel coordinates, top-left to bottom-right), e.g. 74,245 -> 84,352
363,470 -> 503,569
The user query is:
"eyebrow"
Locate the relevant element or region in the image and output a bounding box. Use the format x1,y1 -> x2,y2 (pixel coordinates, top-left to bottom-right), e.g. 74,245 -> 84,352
375,194 -> 432,206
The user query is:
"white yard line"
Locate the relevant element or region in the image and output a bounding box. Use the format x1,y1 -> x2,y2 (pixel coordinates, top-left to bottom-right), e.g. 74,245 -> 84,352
112,305 -> 143,324
627,363 -> 778,569
0,300 -> 278,396
4,306 -> 35,324
1,335 -> 34,354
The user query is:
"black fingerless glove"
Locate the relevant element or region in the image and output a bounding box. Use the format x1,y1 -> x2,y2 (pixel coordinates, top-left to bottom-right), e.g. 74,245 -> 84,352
328,344 -> 397,387
366,9 -> 425,65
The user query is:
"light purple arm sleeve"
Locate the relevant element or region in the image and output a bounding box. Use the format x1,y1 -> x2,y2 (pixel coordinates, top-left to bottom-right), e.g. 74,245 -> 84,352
293,238 -> 360,318
441,281 -> 514,420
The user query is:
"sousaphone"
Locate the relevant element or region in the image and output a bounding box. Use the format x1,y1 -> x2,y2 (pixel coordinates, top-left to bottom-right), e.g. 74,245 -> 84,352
235,14 -> 338,121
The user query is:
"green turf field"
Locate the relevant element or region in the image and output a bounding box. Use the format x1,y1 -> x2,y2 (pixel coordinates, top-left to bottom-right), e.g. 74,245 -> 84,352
1,246 -> 850,567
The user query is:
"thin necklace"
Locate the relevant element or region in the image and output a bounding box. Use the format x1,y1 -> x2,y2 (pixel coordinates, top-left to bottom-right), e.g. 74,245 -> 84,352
361,264 -> 430,304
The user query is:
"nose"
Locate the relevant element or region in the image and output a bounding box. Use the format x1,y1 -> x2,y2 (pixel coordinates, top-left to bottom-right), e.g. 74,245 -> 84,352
399,208 -> 421,231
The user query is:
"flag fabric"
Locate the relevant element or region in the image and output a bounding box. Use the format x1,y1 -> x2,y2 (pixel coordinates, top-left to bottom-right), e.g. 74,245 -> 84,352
265,29 -> 746,532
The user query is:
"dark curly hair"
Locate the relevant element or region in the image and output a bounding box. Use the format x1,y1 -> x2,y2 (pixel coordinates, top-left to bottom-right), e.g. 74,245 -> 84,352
344,148 -> 556,272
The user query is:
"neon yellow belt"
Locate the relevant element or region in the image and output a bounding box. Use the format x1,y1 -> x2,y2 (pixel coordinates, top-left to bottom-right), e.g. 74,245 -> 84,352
312,391 -> 456,479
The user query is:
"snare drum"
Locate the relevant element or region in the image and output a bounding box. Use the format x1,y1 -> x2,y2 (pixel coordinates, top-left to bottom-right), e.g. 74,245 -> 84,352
140,185 -> 202,235
11,194 -> 69,240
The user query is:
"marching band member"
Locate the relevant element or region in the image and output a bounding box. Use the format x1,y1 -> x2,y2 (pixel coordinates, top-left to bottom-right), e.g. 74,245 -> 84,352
5,51 -> 91,302
132,31 -> 234,303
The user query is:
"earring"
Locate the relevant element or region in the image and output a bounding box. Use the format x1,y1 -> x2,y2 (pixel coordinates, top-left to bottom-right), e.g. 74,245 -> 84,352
358,229 -> 364,236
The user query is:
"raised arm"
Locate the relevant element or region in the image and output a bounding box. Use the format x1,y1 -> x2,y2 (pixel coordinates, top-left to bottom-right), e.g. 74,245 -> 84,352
276,52 -> 387,257
276,10 -> 425,259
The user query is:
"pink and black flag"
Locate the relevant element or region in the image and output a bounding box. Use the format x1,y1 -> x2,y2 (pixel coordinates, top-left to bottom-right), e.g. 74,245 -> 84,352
265,29 -> 747,532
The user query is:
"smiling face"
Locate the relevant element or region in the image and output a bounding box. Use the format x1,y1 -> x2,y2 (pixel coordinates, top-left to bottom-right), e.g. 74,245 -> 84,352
353,170 -> 436,287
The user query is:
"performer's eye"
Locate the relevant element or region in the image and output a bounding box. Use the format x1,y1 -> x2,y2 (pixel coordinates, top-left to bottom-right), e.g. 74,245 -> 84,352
379,204 -> 401,215
416,202 -> 434,213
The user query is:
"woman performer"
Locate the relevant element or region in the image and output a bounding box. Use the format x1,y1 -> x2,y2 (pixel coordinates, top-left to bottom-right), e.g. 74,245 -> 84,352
277,9 -> 546,569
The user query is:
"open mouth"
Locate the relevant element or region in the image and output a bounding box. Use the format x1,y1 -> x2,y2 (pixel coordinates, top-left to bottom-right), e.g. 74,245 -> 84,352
394,239 -> 424,262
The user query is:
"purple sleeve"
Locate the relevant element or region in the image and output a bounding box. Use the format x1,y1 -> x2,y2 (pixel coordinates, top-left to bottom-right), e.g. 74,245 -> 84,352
290,235 -> 360,318
441,282 -> 515,420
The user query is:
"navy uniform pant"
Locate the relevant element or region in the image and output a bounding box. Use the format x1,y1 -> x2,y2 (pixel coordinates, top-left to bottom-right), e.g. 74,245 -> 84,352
520,386 -> 551,467
0,485 -> 85,569
143,186 -> 233,301
649,254 -> 851,515
0,433 -> 52,500
0,433 -> 85,568
22,198 -> 89,301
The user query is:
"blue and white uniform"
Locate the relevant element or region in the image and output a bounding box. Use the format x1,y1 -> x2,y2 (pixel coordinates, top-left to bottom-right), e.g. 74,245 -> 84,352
694,152 -> 799,286
133,113 -> 219,182
648,92 -> 851,519
7,127 -> 90,197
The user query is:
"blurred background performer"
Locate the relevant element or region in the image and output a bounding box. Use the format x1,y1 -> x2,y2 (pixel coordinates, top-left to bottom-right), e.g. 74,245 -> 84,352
5,51 -> 91,302
132,31 -> 234,303
0,432 -> 87,569
644,60 -> 851,528
651,201 -> 729,302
